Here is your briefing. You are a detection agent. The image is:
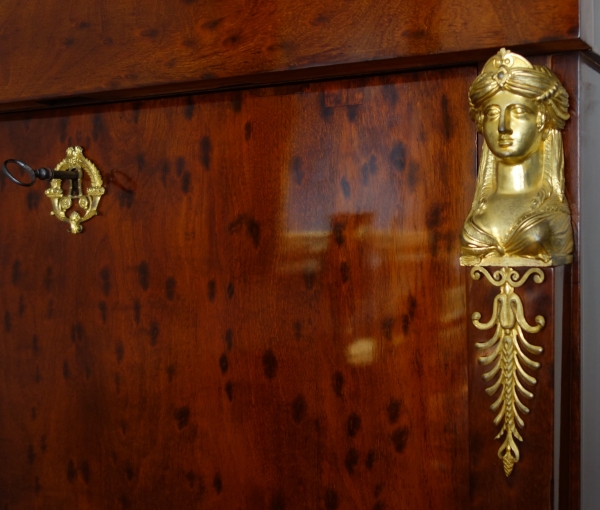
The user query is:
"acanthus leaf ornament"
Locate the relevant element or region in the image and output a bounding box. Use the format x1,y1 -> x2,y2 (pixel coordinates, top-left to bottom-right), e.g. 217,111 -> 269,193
470,267 -> 544,476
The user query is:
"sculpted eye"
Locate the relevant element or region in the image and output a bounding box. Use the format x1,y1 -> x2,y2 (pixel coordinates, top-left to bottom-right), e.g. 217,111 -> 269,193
485,107 -> 500,119
512,106 -> 528,116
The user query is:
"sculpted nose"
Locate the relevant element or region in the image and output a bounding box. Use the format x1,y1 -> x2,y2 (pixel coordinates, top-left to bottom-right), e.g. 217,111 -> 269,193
498,109 -> 512,134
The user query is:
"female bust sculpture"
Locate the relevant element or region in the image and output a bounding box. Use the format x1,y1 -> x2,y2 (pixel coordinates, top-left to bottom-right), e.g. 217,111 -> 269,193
460,49 -> 573,266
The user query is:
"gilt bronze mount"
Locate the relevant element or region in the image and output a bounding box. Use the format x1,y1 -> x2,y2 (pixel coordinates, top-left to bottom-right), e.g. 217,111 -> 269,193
461,49 -> 572,476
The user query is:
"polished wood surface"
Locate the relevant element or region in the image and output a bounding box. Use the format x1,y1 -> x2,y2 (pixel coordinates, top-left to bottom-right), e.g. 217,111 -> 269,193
0,67 -> 476,509
0,0 -> 586,110
551,52 -> 582,510
467,267 -> 556,509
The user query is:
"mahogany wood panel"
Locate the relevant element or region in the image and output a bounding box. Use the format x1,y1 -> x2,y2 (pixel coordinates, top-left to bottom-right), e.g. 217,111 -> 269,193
467,267 -> 556,510
0,0 -> 586,111
0,67 -> 476,508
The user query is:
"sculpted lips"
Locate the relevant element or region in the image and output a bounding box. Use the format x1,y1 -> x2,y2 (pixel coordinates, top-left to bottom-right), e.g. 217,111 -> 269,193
498,136 -> 513,147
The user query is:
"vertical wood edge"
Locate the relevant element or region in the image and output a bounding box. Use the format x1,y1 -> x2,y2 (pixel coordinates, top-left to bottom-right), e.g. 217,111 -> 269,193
549,51 -> 582,510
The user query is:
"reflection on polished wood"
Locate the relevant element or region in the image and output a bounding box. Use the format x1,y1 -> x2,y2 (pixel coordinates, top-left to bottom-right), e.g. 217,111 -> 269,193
0,68 -> 477,508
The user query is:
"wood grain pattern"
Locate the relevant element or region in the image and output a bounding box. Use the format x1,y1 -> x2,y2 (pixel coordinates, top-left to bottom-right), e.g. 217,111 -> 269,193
0,0 -> 585,110
0,67 -> 476,509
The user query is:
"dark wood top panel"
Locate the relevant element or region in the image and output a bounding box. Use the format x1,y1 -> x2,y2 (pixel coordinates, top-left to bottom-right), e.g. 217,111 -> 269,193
0,0 -> 585,110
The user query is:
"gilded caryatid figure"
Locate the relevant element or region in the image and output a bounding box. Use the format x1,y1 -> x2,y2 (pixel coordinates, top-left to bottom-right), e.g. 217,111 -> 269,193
462,49 -> 573,477
461,49 -> 573,267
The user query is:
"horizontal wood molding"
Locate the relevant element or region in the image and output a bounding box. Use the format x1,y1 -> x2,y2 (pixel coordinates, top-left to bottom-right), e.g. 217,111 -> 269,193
0,0 -> 587,111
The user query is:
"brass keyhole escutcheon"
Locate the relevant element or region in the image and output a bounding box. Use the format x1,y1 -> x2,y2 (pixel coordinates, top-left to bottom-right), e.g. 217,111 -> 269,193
45,146 -> 105,234
2,146 -> 105,234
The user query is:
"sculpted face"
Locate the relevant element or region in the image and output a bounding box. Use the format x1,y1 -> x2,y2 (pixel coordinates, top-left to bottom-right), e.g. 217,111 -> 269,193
481,90 -> 544,162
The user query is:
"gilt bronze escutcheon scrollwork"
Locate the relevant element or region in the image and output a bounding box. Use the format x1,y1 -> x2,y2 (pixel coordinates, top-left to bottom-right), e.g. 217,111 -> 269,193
460,49 -> 572,476
2,146 -> 105,233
